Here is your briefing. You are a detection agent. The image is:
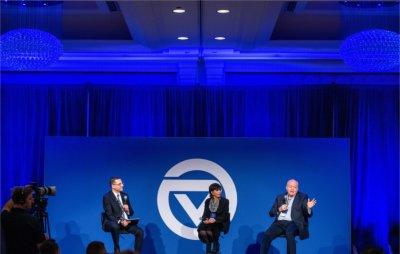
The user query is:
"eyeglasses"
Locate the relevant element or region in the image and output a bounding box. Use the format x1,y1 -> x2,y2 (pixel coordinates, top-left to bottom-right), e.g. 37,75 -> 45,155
113,182 -> 123,186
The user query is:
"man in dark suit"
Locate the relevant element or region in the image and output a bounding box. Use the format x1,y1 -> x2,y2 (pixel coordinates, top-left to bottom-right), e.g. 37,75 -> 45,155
260,179 -> 316,254
103,177 -> 143,254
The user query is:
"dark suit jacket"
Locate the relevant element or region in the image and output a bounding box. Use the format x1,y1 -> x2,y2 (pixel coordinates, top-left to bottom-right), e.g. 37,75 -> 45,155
200,197 -> 230,234
103,191 -> 134,226
269,192 -> 313,240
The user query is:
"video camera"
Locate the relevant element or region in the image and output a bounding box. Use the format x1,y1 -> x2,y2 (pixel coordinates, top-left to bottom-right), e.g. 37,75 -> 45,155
29,182 -> 56,197
27,183 -> 56,236
28,182 -> 56,210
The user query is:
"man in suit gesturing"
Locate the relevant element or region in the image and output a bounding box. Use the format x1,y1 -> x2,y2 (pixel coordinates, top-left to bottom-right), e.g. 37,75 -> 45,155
103,177 -> 143,254
260,179 -> 316,254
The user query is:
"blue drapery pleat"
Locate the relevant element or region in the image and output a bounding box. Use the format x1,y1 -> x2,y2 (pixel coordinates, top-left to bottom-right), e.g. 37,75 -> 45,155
1,84 -> 398,251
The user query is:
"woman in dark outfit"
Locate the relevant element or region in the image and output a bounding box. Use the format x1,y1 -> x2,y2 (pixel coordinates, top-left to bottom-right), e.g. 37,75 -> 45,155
198,183 -> 230,254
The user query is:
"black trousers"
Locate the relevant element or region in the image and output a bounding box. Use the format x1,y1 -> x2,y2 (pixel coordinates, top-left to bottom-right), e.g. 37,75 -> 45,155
198,223 -> 221,254
260,220 -> 299,254
105,221 -> 144,252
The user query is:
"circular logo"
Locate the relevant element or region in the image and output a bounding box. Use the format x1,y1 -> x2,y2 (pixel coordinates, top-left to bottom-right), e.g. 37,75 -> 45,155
157,158 -> 237,240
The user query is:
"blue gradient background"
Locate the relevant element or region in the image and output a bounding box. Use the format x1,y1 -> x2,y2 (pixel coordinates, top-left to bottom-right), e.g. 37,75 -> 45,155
45,137 -> 350,254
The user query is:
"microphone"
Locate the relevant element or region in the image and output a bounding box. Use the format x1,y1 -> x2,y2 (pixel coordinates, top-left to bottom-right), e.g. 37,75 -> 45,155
282,195 -> 288,213
121,195 -> 130,217
122,195 -> 128,205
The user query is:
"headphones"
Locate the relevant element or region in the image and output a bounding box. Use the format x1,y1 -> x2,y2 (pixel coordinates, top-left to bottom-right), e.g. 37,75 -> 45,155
12,187 -> 31,204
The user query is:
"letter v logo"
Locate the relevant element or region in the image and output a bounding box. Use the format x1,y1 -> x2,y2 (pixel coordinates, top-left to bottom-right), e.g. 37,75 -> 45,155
157,158 -> 237,240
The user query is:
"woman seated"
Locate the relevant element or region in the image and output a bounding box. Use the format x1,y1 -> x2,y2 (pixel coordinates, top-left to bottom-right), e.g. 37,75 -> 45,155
197,183 -> 230,254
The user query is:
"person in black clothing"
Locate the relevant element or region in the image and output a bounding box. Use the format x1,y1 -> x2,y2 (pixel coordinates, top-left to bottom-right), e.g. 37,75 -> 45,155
86,241 -> 107,254
103,177 -> 143,254
198,183 -> 230,254
39,239 -> 60,254
260,179 -> 316,254
1,186 -> 46,254
1,199 -> 14,254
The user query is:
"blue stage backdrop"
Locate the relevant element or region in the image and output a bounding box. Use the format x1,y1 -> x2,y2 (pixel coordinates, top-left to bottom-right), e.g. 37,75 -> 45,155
45,137 -> 350,254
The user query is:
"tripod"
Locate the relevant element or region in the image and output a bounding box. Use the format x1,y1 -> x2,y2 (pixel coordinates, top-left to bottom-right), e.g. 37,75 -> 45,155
32,197 -> 52,238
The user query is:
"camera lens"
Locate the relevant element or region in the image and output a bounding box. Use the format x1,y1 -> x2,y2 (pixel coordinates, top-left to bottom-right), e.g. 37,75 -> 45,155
37,186 -> 56,196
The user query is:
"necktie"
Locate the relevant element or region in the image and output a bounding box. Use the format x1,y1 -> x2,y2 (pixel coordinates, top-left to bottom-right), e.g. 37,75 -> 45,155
117,194 -> 128,219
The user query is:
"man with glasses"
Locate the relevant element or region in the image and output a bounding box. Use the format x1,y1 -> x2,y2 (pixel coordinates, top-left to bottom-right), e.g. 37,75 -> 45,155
103,177 -> 143,254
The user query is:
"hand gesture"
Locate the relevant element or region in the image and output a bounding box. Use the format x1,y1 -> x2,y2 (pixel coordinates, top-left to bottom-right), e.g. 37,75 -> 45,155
279,204 -> 288,212
121,220 -> 130,227
307,198 -> 317,209
122,204 -> 130,213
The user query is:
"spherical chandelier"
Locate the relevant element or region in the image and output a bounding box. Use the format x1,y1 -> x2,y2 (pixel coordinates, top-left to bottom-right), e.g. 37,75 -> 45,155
1,28 -> 63,70
340,29 -> 400,72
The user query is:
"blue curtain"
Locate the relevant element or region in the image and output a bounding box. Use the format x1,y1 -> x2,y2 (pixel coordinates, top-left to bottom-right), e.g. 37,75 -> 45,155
334,86 -> 399,252
1,84 -> 398,251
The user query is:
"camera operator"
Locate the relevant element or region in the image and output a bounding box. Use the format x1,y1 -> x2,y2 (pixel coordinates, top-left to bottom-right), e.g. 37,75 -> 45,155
1,186 -> 46,254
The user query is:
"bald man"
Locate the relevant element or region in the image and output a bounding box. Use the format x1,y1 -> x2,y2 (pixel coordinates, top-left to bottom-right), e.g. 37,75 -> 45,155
260,179 -> 316,254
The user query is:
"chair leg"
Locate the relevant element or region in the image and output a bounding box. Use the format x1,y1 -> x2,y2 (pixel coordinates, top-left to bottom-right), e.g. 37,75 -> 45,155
206,241 -> 220,254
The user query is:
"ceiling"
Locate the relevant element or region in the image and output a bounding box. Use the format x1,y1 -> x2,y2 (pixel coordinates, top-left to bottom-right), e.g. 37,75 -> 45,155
1,1 -> 399,53
1,1 -> 399,76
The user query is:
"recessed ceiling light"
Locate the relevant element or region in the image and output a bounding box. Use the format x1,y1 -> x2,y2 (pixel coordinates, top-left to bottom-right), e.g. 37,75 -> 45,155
177,36 -> 189,41
215,36 -> 226,40
217,9 -> 230,14
173,7 -> 186,14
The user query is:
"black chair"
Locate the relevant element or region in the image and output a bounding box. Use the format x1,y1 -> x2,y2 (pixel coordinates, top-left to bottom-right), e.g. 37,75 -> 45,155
219,212 -> 231,235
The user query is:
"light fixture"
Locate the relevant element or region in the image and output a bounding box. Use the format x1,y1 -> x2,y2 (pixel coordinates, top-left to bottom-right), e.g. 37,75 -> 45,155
214,36 -> 226,40
173,7 -> 185,14
3,1 -> 63,7
177,36 -> 189,40
217,9 -> 230,14
0,28 -> 63,70
340,29 -> 400,71
339,1 -> 397,8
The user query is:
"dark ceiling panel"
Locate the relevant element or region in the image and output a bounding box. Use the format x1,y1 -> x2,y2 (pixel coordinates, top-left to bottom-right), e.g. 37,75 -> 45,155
62,12 -> 132,40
